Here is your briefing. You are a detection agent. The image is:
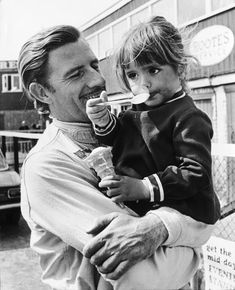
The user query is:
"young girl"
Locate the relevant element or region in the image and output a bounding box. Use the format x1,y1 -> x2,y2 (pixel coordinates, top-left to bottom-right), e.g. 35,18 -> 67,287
86,16 -> 220,223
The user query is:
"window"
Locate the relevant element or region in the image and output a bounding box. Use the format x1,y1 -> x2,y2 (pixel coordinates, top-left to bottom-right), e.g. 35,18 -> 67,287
211,0 -> 235,11
177,0 -> 205,24
2,74 -> 22,92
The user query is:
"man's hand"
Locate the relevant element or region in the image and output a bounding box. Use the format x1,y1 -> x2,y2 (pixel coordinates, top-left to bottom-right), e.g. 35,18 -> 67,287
86,91 -> 110,128
99,175 -> 150,202
83,212 -> 168,280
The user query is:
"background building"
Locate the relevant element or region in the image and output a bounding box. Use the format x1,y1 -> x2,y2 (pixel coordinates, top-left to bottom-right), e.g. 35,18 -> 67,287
0,60 -> 39,130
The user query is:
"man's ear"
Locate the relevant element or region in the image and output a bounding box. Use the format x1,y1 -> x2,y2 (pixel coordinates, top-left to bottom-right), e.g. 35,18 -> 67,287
29,82 -> 52,104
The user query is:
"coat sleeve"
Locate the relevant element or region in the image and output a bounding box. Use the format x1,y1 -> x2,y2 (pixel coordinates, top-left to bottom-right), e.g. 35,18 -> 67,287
94,113 -> 122,146
148,207 -> 215,247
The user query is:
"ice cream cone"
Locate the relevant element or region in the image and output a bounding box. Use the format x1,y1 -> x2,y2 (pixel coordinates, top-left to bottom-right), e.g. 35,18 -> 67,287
85,146 -> 115,179
85,146 -> 125,209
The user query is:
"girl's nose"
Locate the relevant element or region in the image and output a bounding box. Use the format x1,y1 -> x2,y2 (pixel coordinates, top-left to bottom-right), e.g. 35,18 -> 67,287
140,74 -> 151,89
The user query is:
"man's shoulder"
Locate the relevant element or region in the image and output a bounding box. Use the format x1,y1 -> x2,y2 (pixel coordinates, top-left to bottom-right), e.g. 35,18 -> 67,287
24,124 -> 76,167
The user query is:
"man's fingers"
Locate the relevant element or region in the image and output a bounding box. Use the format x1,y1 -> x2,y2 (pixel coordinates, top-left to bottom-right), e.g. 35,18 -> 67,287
89,246 -> 112,267
83,235 -> 105,259
97,253 -> 119,274
103,260 -> 130,280
85,212 -> 119,234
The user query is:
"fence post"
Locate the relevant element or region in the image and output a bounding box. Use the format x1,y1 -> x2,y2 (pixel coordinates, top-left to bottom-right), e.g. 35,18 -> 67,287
1,136 -> 6,156
13,137 -> 19,173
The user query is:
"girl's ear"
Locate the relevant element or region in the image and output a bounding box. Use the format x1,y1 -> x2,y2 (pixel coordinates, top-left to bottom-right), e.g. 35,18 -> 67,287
29,82 -> 52,104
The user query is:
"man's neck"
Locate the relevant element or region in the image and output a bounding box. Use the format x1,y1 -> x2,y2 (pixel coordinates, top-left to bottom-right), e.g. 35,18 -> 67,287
53,118 -> 99,150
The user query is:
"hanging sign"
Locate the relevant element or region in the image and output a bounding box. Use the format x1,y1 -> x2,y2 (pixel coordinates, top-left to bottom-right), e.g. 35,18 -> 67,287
189,25 -> 234,66
0,60 -> 17,69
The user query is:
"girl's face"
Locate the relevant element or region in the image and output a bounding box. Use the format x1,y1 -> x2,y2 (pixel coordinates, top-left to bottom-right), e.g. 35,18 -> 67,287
124,61 -> 181,107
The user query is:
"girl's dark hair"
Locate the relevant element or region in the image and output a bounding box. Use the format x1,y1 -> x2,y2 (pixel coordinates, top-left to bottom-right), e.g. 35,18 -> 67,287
115,16 -> 194,92
18,25 -> 81,113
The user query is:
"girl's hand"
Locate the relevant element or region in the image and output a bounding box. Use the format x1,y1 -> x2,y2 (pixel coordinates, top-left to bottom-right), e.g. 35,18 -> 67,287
86,91 -> 110,128
99,175 -> 150,203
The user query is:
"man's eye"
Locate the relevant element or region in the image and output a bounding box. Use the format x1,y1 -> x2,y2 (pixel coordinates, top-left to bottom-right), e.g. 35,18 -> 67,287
71,70 -> 84,79
92,64 -> 100,72
126,72 -> 138,80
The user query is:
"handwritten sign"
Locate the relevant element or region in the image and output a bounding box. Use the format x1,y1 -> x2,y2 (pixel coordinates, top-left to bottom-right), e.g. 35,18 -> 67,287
202,236 -> 235,290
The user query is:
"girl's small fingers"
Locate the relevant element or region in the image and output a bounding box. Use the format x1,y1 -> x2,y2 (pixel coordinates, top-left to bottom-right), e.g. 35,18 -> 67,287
106,188 -> 120,197
99,179 -> 119,188
100,91 -> 108,102
101,175 -> 121,181
86,97 -> 104,107
111,196 -> 123,203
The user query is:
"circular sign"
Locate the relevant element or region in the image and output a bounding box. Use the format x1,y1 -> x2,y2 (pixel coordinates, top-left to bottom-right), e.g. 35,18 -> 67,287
189,25 -> 234,66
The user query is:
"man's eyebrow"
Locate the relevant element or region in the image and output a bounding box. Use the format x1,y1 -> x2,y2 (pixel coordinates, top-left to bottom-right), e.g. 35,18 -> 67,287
64,65 -> 83,78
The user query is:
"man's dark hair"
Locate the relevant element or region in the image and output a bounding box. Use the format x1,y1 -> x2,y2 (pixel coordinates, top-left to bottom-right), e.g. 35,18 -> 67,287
18,25 -> 81,112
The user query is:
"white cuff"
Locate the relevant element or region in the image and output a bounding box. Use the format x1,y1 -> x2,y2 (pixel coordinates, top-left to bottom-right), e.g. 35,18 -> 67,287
142,177 -> 153,201
152,174 -> 164,202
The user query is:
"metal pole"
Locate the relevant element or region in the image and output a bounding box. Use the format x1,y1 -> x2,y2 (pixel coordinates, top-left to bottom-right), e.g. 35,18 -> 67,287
13,137 -> 19,173
1,135 -> 6,156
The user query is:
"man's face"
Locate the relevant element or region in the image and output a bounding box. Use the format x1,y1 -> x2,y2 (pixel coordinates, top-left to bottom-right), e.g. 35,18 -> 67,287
45,38 -> 105,122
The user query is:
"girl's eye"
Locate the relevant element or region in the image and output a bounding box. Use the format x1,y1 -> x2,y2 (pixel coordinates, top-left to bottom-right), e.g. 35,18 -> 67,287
149,67 -> 159,74
126,72 -> 138,80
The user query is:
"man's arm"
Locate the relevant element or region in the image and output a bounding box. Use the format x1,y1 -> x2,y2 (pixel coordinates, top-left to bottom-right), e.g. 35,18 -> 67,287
83,206 -> 215,280
148,207 -> 215,247
83,212 -> 168,280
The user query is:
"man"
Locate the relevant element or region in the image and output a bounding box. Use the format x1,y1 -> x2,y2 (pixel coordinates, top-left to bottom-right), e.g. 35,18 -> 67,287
19,25 -> 215,290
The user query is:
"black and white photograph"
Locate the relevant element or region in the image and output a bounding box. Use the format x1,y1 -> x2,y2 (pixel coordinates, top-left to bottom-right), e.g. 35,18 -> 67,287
0,1 -> 235,289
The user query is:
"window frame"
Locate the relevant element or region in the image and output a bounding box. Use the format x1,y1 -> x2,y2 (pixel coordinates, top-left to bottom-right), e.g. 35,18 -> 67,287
2,73 -> 22,93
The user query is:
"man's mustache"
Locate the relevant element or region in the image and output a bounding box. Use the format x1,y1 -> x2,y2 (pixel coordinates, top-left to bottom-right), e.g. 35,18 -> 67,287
80,87 -> 106,99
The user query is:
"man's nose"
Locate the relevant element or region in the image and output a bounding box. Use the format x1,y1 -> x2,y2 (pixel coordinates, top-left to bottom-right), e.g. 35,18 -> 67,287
87,69 -> 105,88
